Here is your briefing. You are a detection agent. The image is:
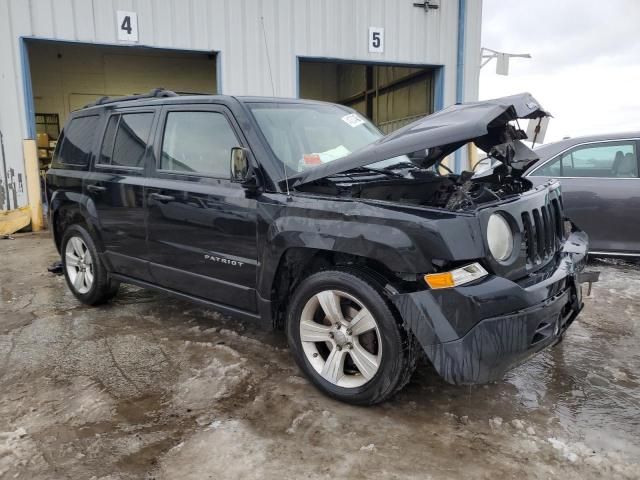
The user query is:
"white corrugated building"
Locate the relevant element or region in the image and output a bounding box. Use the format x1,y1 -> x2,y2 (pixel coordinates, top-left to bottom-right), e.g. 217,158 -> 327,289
0,0 -> 482,226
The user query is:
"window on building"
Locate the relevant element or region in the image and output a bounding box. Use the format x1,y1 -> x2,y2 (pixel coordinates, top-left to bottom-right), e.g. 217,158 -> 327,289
533,142 -> 638,178
160,111 -> 239,178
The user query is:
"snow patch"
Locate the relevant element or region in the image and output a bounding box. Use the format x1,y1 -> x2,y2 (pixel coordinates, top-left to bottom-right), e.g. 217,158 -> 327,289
360,443 -> 377,452
286,410 -> 314,434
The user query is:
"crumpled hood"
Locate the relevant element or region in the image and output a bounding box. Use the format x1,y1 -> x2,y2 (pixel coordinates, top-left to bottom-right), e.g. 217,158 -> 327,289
286,92 -> 549,188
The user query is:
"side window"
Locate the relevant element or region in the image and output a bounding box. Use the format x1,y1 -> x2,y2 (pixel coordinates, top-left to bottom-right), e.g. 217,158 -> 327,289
98,113 -> 153,168
562,143 -> 637,178
533,156 -> 561,177
113,113 -> 154,168
55,115 -> 99,166
533,142 -> 638,178
51,130 -> 66,165
160,111 -> 239,177
99,116 -> 119,165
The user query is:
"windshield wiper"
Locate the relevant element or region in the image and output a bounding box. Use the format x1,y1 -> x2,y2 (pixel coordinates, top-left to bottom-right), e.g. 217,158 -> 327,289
348,166 -> 405,178
382,161 -> 416,171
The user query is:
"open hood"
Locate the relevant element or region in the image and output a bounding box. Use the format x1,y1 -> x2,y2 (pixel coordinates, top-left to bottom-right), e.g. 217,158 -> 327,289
285,93 -> 550,189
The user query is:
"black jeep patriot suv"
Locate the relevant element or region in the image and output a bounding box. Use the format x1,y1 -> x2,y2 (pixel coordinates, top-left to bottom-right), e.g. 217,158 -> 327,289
47,89 -> 597,405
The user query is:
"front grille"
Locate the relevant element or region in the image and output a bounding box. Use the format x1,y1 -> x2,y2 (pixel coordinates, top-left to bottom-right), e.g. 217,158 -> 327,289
521,194 -> 565,266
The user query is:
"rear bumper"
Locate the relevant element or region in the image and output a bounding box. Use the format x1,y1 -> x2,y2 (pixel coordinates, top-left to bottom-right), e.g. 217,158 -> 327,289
392,230 -> 594,384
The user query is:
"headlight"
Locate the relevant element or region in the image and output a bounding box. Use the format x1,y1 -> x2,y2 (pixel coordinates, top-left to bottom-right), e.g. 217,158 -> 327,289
487,213 -> 514,261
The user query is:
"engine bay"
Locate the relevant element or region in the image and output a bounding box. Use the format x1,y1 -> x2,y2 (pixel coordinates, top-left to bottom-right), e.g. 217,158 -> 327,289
296,160 -> 534,212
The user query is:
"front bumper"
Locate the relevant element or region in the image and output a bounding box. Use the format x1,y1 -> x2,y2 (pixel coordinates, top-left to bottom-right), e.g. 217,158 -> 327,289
392,230 -> 596,384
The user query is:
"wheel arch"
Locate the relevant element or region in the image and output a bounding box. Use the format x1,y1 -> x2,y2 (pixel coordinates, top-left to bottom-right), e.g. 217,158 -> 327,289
51,196 -> 104,254
266,246 -> 404,330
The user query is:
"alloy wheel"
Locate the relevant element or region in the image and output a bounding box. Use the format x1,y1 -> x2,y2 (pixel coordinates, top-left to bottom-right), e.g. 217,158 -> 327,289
65,236 -> 94,295
299,289 -> 382,388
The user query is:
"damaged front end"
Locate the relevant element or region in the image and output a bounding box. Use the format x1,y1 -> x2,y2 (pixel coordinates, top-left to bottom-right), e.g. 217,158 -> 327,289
391,223 -> 596,385
284,93 -> 601,385
290,92 -> 549,213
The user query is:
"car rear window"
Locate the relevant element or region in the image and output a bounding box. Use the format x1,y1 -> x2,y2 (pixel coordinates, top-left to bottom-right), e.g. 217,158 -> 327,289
53,115 -> 99,166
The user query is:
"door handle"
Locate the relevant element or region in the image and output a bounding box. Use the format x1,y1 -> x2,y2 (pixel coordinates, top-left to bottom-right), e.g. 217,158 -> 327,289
149,192 -> 175,203
86,184 -> 106,193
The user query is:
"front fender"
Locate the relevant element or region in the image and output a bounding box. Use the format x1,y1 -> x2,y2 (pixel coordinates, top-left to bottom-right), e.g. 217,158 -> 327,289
255,194 -> 485,298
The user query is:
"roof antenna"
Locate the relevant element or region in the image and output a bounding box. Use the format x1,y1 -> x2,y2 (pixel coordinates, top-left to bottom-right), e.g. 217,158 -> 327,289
260,17 -> 290,197
260,16 -> 276,97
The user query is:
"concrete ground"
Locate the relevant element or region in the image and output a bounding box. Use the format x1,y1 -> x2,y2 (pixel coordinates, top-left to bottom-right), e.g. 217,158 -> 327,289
0,232 -> 639,480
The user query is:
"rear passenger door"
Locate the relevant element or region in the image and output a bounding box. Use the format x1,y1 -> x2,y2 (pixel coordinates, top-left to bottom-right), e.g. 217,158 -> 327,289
145,105 -> 258,312
528,140 -> 640,253
85,108 -> 157,280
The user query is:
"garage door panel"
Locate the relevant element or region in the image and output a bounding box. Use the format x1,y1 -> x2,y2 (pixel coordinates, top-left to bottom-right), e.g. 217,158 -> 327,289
28,40 -> 218,128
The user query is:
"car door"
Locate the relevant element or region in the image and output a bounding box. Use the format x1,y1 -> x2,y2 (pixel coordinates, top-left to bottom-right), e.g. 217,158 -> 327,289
527,139 -> 640,253
84,108 -> 158,280
145,104 -> 258,312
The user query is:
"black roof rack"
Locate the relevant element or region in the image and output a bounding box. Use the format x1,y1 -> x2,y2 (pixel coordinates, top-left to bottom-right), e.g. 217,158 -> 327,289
83,88 -> 178,108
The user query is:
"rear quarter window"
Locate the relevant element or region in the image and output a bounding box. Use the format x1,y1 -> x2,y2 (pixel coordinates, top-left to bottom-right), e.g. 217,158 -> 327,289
52,115 -> 99,167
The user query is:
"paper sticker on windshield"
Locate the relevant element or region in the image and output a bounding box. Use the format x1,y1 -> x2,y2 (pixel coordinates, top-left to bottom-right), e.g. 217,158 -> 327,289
303,154 -> 322,165
341,113 -> 365,128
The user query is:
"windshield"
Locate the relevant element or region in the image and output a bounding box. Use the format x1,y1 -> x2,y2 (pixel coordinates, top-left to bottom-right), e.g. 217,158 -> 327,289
249,102 -> 405,178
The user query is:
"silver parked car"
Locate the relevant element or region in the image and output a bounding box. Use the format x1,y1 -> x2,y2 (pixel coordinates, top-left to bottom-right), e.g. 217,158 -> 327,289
524,132 -> 640,256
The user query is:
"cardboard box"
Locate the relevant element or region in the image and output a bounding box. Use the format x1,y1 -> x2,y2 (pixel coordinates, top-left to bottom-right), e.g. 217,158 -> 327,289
36,133 -> 49,148
38,148 -> 49,159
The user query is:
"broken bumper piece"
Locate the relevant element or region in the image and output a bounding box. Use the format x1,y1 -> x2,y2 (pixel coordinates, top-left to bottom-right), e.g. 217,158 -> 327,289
392,231 -> 599,385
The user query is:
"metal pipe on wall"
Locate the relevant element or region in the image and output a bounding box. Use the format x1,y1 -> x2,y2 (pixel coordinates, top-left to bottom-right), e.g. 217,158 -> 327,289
0,130 -> 10,211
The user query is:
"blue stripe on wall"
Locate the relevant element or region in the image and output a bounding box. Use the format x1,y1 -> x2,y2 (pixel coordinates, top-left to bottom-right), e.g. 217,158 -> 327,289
19,38 -> 36,139
454,0 -> 467,173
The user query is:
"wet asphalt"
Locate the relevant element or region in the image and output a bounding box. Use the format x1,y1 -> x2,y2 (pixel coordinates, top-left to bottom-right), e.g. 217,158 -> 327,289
0,232 -> 638,479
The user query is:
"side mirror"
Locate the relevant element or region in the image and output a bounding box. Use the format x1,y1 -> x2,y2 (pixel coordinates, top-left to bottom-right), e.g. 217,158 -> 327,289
230,147 -> 250,183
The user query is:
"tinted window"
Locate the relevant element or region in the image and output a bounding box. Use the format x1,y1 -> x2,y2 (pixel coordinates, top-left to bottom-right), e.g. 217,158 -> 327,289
160,111 -> 239,177
51,130 -> 66,165
112,113 -> 154,168
99,116 -> 119,165
56,116 -> 99,165
533,142 -> 638,178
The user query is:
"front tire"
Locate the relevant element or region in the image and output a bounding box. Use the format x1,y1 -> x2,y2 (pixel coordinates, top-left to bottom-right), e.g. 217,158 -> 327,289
286,269 -> 417,405
61,224 -> 119,305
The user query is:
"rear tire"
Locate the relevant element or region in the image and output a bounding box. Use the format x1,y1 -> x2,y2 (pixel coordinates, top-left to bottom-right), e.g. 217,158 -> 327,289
286,269 -> 417,405
61,224 -> 119,305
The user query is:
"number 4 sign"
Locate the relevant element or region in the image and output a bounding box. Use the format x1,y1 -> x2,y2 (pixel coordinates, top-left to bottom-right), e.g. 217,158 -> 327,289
368,27 -> 384,53
117,11 -> 138,42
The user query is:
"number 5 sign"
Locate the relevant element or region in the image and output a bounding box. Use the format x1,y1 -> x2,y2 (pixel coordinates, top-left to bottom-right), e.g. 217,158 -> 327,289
368,27 -> 384,53
117,11 -> 139,42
